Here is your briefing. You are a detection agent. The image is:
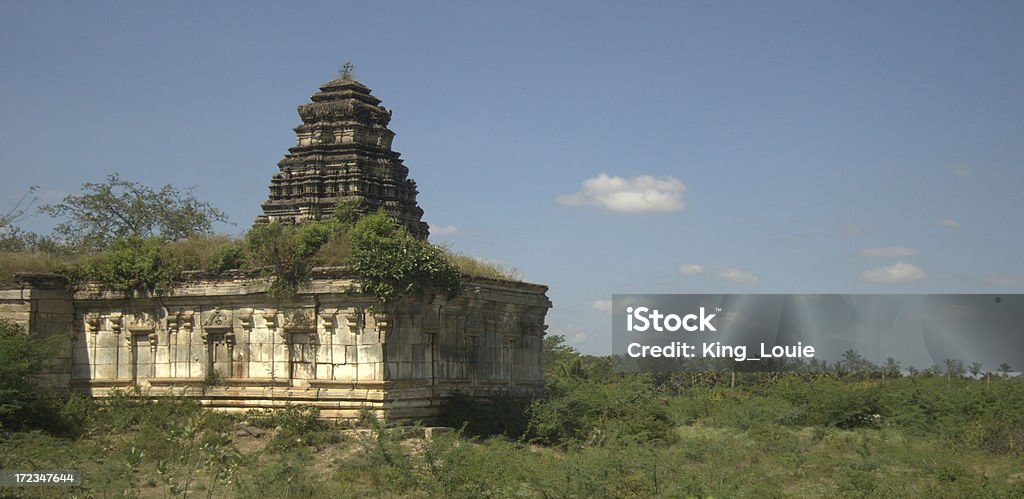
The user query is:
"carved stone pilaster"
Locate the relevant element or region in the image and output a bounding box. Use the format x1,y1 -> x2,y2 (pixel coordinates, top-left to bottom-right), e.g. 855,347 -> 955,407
319,311 -> 335,332
85,314 -> 101,334
465,311 -> 484,337
239,313 -> 254,332
170,309 -> 194,334
345,307 -> 364,334
372,311 -> 390,335
109,313 -> 123,335
417,303 -> 443,336
263,309 -> 279,330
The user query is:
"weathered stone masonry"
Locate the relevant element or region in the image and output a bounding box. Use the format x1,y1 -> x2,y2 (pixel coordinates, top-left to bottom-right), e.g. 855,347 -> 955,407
4,271 -> 550,421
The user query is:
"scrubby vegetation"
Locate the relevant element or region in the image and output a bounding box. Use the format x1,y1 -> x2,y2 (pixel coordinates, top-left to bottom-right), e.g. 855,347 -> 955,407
0,176 -> 520,297
2,327 -> 1023,497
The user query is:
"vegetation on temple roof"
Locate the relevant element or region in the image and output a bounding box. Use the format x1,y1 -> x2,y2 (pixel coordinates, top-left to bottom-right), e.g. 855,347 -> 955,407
1,178 -> 521,295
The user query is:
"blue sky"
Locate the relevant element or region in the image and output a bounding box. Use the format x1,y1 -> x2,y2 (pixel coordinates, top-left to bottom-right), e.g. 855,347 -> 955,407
2,1 -> 1022,353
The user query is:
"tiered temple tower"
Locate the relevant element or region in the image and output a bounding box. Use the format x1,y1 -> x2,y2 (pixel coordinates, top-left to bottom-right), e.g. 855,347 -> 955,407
256,66 -> 429,239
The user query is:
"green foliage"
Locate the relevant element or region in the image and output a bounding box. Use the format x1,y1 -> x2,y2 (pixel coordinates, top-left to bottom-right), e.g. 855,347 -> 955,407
542,334 -> 616,383
3,375 -> 1024,497
206,240 -> 246,273
329,197 -> 363,228
243,219 -> 348,297
0,318 -> 50,430
40,173 -> 228,252
245,222 -> 313,298
0,318 -> 92,436
245,405 -> 337,450
60,235 -> 176,292
0,227 -> 61,254
528,374 -> 674,447
438,392 -> 531,438
349,211 -> 463,302
156,412 -> 242,497
2,179 -> 507,296
767,377 -> 883,429
162,234 -> 235,272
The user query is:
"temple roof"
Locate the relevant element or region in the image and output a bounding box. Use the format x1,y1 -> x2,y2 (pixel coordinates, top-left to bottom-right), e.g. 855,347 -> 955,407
255,69 -> 429,239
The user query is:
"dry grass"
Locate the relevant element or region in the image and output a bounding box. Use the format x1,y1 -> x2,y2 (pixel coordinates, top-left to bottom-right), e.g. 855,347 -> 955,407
0,251 -> 69,287
444,250 -> 522,281
164,234 -> 238,271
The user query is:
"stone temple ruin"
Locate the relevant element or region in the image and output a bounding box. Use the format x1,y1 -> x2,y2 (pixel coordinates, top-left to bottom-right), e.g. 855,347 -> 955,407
0,71 -> 551,422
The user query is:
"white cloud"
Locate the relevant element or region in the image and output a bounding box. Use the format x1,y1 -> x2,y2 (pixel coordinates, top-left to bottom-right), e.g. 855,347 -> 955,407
950,164 -> 972,177
985,274 -> 1022,287
714,266 -> 760,285
859,246 -> 918,258
556,173 -> 686,213
860,261 -> 927,283
431,225 -> 460,236
941,218 -> 960,229
550,324 -> 591,346
679,263 -> 759,285
841,224 -> 862,236
592,299 -> 613,314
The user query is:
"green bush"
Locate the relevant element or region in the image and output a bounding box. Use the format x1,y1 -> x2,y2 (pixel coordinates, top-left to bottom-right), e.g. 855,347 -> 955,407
164,234 -> 236,273
438,392 -> 531,438
0,318 -> 52,431
761,377 -> 881,428
206,240 -> 245,273
0,319 -> 92,436
245,405 -> 337,450
527,375 -> 674,447
349,211 -> 463,303
245,222 -> 314,297
420,433 -> 532,497
59,235 -> 176,292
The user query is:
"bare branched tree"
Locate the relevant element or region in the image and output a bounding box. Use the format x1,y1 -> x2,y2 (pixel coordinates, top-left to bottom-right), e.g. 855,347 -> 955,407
40,174 -> 228,251
0,186 -> 39,231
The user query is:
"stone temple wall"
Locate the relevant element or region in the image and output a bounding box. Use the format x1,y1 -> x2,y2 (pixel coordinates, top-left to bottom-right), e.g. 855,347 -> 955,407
2,271 -> 551,422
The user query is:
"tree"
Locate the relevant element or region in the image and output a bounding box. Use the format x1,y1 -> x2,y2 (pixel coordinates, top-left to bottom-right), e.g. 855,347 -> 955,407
543,335 -> 581,380
882,357 -> 901,382
0,318 -> 52,430
0,186 -> 42,251
41,174 -> 228,251
84,236 -> 175,292
999,363 -> 1013,376
969,361 -> 983,379
0,186 -> 38,232
840,349 -> 876,379
944,358 -> 965,382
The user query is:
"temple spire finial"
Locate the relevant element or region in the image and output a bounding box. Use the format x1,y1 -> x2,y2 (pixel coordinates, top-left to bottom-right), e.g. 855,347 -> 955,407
339,61 -> 355,80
